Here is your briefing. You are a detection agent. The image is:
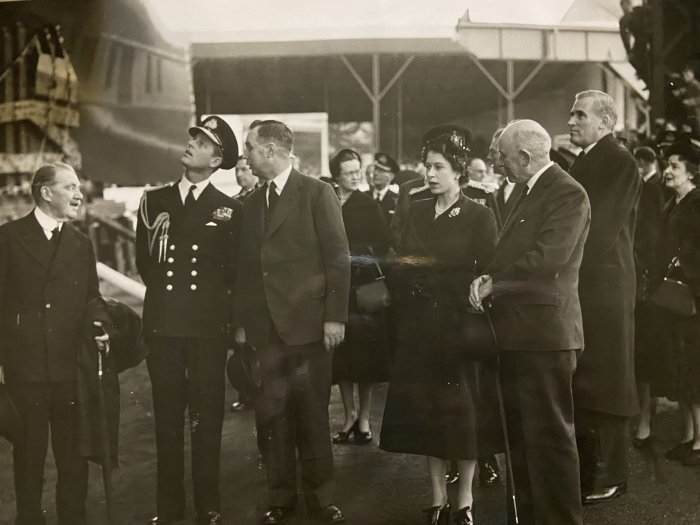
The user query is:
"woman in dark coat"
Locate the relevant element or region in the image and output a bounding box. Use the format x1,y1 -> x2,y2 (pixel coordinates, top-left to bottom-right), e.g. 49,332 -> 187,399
655,142 -> 700,466
380,126 -> 497,525
330,149 -> 392,445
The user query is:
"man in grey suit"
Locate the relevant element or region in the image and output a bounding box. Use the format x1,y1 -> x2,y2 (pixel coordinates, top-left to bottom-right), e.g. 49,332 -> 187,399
234,120 -> 350,525
470,120 -> 590,525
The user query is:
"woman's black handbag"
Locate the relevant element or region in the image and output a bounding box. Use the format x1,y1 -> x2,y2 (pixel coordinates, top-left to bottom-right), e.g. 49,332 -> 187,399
355,248 -> 391,313
650,257 -> 697,317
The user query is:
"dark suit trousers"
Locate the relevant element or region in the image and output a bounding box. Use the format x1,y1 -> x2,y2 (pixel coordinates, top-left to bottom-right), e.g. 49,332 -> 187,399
254,336 -> 334,510
8,381 -> 88,525
500,350 -> 583,525
146,336 -> 227,518
575,409 -> 629,491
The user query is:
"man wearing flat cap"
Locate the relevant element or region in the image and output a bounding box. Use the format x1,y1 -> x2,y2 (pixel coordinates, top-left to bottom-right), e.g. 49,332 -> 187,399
366,152 -> 399,226
136,115 -> 242,525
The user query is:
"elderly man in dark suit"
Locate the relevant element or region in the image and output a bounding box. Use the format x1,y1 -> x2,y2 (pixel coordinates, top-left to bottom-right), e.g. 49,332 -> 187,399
567,90 -> 642,504
136,116 -> 241,525
0,162 -> 100,525
470,119 -> 590,525
234,120 -> 350,525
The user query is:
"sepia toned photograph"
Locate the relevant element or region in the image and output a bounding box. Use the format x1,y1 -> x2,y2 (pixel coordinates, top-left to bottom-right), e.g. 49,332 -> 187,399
0,0 -> 699,523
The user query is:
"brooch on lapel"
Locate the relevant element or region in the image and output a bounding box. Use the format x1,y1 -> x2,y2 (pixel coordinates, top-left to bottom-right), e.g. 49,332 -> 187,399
449,207 -> 461,218
212,207 -> 233,222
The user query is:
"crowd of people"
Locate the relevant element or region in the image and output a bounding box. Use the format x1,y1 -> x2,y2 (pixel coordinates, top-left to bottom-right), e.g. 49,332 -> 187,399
0,88 -> 699,525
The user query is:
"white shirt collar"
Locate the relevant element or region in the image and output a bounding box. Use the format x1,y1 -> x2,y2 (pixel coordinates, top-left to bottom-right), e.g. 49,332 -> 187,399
34,207 -> 62,238
268,164 -> 293,197
373,185 -> 390,201
526,161 -> 554,193
178,176 -> 210,204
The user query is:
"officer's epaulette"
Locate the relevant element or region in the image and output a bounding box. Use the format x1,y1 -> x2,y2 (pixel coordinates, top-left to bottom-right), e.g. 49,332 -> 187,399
408,184 -> 429,195
466,179 -> 498,194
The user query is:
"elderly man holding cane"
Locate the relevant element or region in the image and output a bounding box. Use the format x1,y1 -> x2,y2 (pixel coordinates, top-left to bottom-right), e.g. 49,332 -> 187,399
469,120 -> 590,525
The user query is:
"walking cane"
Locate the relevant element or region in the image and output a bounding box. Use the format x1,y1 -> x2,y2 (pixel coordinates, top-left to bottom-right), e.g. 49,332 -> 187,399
484,307 -> 519,524
93,322 -> 114,524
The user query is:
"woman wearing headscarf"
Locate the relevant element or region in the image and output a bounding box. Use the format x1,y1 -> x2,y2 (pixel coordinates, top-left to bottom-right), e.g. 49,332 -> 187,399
380,126 -> 498,525
329,149 -> 392,445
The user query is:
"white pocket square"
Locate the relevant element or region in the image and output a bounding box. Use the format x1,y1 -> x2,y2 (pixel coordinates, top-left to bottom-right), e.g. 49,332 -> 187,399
205,221 -> 217,226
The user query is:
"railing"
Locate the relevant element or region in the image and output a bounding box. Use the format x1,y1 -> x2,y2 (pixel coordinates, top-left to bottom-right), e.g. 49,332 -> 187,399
84,209 -> 138,277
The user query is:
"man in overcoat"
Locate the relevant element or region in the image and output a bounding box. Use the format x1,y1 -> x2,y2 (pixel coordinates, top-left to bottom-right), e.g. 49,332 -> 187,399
136,116 -> 241,525
470,120 -> 590,525
234,120 -> 350,525
567,90 -> 642,503
0,162 -> 100,525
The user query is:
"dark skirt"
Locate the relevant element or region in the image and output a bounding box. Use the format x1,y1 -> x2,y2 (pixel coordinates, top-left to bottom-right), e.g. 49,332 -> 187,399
634,303 -> 672,395
332,308 -> 391,384
379,295 -> 478,460
667,313 -> 700,403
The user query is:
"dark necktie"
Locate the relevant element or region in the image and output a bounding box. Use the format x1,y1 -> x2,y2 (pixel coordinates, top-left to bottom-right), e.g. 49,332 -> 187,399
184,184 -> 197,209
572,150 -> 586,170
267,181 -> 279,212
48,226 -> 61,261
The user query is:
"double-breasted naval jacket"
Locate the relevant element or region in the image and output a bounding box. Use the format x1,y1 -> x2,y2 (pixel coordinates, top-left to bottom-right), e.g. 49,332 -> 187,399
136,182 -> 241,339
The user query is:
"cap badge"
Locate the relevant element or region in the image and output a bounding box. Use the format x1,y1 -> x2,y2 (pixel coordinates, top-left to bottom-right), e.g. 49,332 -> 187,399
204,118 -> 218,131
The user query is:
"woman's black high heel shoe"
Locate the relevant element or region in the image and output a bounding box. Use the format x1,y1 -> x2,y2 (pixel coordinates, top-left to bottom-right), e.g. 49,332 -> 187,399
332,420 -> 358,444
354,421 -> 373,445
423,502 -> 450,525
453,506 -> 473,525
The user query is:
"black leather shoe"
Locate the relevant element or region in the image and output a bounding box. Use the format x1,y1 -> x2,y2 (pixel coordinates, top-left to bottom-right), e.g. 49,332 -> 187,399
230,401 -> 247,412
262,507 -> 293,524
665,440 -> 693,461
310,504 -> 345,523
332,421 -> 358,444
681,448 -> 700,466
453,506 -> 473,525
147,513 -> 185,524
478,459 -> 500,487
423,502 -> 450,525
199,511 -> 223,524
354,425 -> 373,445
583,483 -> 627,505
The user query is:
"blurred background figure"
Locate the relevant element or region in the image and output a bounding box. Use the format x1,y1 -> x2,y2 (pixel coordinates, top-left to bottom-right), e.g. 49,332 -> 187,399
631,146 -> 667,447
366,153 -> 399,226
328,149 -> 391,446
233,156 -> 260,203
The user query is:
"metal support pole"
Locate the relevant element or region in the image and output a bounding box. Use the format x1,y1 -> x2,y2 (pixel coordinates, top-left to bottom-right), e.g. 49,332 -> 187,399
372,54 -> 380,152
506,60 -> 515,123
340,54 -> 414,153
397,77 -> 403,162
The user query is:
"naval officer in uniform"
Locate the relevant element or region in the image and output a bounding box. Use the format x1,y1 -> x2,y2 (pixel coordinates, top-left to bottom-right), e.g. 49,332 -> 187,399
136,116 -> 242,525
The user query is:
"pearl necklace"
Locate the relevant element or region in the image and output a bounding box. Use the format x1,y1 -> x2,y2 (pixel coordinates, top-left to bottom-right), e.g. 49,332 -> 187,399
435,194 -> 460,216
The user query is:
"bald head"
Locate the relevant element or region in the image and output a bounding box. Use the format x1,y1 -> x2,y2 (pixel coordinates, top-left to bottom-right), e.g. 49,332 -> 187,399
497,120 -> 552,183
